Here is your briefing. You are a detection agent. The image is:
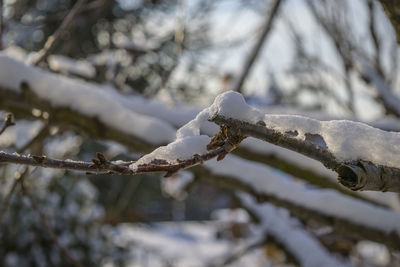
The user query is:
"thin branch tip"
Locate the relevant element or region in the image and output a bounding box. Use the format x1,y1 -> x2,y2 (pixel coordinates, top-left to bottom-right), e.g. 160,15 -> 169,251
0,113 -> 15,136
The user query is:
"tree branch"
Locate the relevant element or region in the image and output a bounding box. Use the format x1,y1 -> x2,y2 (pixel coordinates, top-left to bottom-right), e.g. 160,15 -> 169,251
31,0 -> 87,65
211,114 -> 339,169
354,55 -> 400,118
231,0 -> 283,93
0,113 -> 15,136
0,143 -> 228,177
210,114 -> 400,192
233,146 -> 384,205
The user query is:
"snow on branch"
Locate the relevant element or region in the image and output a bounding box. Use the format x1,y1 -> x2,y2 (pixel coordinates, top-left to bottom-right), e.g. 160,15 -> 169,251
210,92 -> 400,192
210,114 -> 400,192
239,194 -> 350,267
0,55 -> 176,146
130,90 -> 400,192
201,155 -> 400,250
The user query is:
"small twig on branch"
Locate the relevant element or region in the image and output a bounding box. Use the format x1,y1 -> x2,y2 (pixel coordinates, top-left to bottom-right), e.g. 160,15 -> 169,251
20,178 -> 84,267
0,151 -> 133,174
31,0 -> 87,65
231,0 -> 283,93
0,144 -> 227,180
0,113 -> 15,136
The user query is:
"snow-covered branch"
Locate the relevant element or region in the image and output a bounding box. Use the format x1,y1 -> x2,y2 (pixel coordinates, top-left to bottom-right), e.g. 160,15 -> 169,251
238,194 -> 350,267
210,114 -> 400,192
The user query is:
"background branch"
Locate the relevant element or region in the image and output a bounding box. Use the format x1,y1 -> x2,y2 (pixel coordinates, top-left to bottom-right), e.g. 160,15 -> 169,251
0,113 -> 15,136
31,0 -> 87,65
231,0 -> 283,94
20,178 -> 84,267
378,0 -> 400,43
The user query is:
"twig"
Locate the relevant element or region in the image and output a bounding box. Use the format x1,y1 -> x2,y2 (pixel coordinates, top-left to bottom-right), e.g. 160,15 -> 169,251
0,166 -> 27,220
31,0 -> 87,65
231,0 -> 283,93
0,151 -> 133,174
20,178 -> 84,267
306,0 -> 355,112
0,113 -> 15,136
0,145 -> 227,177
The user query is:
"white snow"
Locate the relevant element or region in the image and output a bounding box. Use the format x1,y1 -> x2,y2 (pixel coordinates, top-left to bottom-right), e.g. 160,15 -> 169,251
130,96 -> 217,168
129,91 -> 258,169
0,55 -> 176,145
161,171 -> 194,200
262,114 -> 400,168
112,222 -> 270,266
240,194 -> 350,267
48,55 -> 96,79
205,154 -> 400,235
131,135 -> 210,169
